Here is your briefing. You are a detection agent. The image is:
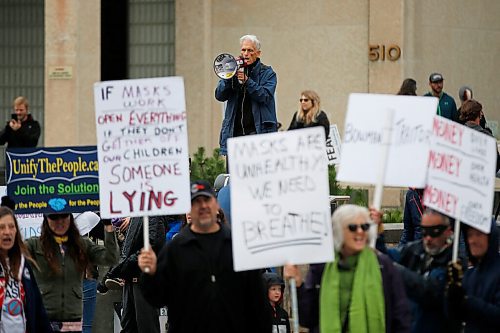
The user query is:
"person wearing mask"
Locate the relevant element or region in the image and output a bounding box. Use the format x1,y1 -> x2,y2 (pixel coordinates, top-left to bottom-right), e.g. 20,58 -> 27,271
447,220 -> 500,332
262,272 -> 290,333
0,96 -> 41,148
0,207 -> 52,332
138,180 -> 272,333
25,213 -> 119,332
285,204 -> 410,333
288,90 -> 330,140
215,34 -> 278,156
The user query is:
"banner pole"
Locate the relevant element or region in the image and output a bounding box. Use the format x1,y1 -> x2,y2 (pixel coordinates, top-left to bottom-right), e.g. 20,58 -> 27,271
370,108 -> 394,247
452,217 -> 461,263
143,215 -> 150,273
289,278 -> 299,333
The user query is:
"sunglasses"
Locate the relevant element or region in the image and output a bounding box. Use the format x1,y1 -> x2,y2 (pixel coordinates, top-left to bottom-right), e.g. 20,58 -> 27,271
347,223 -> 371,232
422,225 -> 448,238
299,98 -> 310,102
47,213 -> 71,220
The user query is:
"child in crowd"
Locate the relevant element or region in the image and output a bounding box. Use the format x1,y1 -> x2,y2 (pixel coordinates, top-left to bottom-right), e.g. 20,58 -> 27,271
262,272 -> 291,333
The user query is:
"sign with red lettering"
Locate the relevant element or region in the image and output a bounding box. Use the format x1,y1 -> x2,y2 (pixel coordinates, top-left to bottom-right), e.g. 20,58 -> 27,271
94,77 -> 190,218
337,93 -> 438,187
424,116 -> 496,233
227,127 -> 334,271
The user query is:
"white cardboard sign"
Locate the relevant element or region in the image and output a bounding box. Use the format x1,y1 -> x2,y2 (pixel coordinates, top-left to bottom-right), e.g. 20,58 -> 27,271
228,127 -> 334,271
94,77 -> 190,218
424,116 -> 496,234
337,93 -> 438,187
326,124 -> 342,165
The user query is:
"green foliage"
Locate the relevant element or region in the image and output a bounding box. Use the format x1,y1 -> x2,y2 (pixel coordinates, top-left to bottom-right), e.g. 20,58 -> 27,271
328,165 -> 368,206
190,147 -> 226,185
382,208 -> 403,223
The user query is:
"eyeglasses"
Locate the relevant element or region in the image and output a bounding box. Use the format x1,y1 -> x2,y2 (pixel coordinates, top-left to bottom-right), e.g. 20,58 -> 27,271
299,98 -> 310,102
422,225 -> 448,238
47,213 -> 70,220
347,223 -> 371,232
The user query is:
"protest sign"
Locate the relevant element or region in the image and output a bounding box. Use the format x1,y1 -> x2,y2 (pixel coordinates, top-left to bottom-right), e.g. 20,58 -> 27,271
228,127 -> 333,271
94,77 -> 190,218
5,146 -> 99,214
326,124 -> 341,165
337,93 -> 437,187
424,116 -> 496,234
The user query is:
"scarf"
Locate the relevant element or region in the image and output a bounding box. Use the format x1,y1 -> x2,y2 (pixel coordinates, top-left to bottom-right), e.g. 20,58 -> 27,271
53,235 -> 68,244
320,248 -> 385,333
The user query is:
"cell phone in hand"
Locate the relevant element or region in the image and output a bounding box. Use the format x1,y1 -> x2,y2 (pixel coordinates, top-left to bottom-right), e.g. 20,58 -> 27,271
11,114 -> 17,121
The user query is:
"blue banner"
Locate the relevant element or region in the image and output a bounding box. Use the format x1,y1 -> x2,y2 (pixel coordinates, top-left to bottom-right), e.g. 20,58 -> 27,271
6,146 -> 99,214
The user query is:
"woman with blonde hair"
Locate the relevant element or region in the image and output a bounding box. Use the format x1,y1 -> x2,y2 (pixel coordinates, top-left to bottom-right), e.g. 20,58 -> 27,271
0,207 -> 52,332
288,90 -> 330,139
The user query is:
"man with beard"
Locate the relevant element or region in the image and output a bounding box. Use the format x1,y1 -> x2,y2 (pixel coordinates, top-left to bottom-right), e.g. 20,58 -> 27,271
0,96 -> 40,148
375,208 -> 462,333
424,73 -> 459,122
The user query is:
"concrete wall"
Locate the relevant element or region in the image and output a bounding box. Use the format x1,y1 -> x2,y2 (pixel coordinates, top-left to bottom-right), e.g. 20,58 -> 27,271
44,0 -> 100,146
175,0 -> 500,154
43,0 -> 500,179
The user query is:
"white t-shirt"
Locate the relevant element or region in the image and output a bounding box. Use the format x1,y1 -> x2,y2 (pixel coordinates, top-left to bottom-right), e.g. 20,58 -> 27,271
0,263 -> 26,333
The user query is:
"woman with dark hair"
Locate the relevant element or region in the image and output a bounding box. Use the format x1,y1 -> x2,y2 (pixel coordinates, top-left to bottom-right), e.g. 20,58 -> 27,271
25,213 -> 119,333
397,78 -> 417,96
0,207 -> 52,332
288,90 -> 330,140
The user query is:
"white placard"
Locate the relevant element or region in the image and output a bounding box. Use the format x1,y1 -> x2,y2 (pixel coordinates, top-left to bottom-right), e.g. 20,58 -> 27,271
337,93 -> 438,187
326,124 -> 341,165
424,116 -> 496,233
94,77 -> 191,218
228,127 -> 334,271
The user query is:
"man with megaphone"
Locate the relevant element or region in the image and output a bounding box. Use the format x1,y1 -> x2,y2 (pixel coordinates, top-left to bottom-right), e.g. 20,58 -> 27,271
215,34 -> 278,163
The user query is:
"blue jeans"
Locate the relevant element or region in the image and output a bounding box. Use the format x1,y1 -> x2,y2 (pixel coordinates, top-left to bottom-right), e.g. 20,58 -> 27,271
82,279 -> 97,333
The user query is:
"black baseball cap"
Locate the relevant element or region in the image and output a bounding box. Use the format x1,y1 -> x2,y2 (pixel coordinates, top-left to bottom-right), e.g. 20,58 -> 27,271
429,73 -> 444,83
190,180 -> 216,201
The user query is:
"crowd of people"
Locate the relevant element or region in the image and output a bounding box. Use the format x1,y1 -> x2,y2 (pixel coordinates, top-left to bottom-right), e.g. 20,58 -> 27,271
0,33 -> 498,333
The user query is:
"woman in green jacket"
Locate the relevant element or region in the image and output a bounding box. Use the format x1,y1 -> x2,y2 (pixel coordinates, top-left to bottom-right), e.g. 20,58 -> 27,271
26,213 -> 119,333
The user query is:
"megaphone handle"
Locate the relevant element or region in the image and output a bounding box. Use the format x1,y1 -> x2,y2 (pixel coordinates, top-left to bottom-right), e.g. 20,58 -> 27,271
237,68 -> 245,84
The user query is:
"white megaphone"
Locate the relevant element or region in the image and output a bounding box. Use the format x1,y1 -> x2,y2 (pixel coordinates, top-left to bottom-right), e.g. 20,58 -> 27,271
213,53 -> 247,81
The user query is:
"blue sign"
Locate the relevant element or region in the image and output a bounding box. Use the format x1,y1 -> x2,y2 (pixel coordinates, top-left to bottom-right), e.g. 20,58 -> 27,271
6,146 -> 99,214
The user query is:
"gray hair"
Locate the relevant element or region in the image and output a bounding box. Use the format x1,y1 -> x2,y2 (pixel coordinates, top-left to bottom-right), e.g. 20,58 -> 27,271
332,204 -> 371,252
423,208 -> 451,226
240,34 -> 261,50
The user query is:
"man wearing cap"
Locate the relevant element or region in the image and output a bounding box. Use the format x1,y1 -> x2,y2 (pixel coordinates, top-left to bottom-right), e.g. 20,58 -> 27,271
138,180 -> 272,333
424,73 -> 459,122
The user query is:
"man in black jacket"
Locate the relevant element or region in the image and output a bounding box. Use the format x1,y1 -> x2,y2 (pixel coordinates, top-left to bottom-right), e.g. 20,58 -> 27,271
0,96 -> 40,148
138,180 -> 272,333
117,215 -> 165,333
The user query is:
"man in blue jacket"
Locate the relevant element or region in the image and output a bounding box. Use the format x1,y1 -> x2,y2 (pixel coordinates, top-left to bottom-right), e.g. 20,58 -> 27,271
447,220 -> 500,332
215,34 -> 277,156
424,73 -> 459,122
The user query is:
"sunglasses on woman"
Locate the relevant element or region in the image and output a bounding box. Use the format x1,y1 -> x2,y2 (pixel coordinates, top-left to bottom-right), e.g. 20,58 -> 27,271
422,225 -> 448,238
347,223 -> 371,232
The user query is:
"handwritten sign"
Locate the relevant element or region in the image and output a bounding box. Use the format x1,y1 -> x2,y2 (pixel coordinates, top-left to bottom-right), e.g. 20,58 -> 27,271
5,146 -> 99,214
94,77 -> 190,218
326,124 -> 341,165
337,93 -> 438,187
228,127 -> 334,271
424,117 -> 496,233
